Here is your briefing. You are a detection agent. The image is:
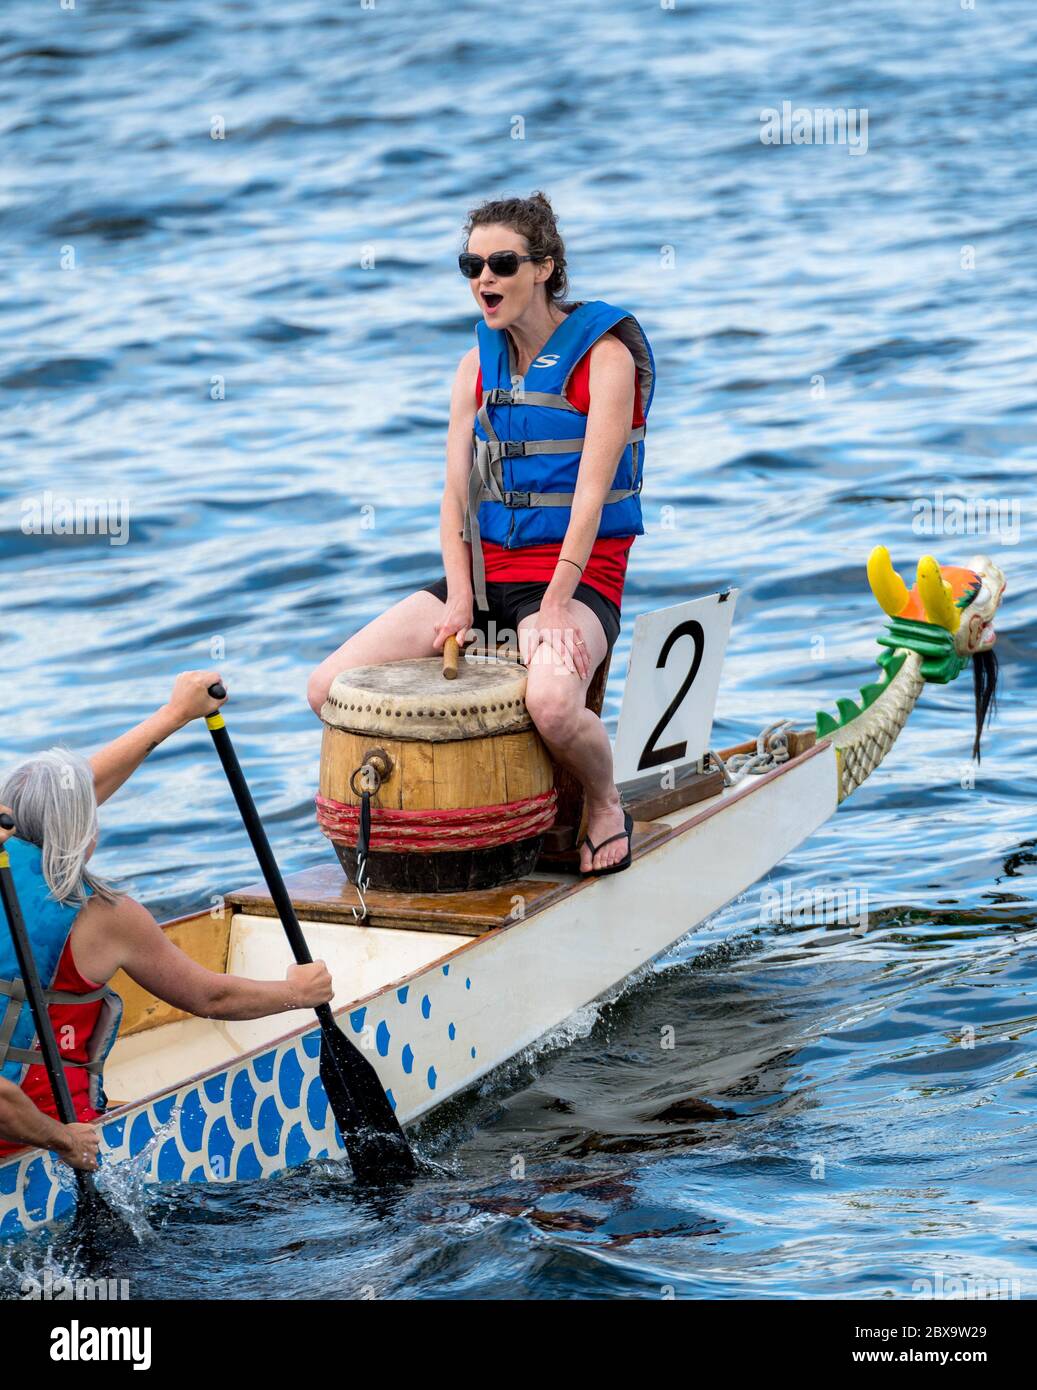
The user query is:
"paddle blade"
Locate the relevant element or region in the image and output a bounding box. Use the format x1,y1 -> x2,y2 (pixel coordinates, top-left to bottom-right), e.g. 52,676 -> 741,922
60,1173 -> 138,1267
318,1019 -> 416,1183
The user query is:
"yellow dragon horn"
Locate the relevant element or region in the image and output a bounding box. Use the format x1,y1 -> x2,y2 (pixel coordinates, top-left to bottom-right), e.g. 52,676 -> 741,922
867,545 -> 908,617
917,555 -> 961,632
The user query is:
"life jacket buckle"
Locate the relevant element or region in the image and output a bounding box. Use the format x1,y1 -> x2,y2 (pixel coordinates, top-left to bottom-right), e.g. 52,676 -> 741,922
487,388 -> 514,406
501,441 -> 526,458
504,491 -> 531,508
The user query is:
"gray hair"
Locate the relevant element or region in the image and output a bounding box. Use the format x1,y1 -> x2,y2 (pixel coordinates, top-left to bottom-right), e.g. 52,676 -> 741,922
0,749 -> 118,906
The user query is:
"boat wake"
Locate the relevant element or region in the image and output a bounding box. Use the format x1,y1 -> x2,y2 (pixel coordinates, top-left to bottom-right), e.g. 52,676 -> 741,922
408,921 -> 761,1165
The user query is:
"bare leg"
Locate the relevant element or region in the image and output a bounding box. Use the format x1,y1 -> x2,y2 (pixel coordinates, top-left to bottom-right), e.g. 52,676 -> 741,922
518,601 -> 628,873
307,590 -> 446,715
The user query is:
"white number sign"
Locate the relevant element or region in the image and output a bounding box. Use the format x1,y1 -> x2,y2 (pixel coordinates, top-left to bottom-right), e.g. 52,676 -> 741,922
612,590 -> 738,787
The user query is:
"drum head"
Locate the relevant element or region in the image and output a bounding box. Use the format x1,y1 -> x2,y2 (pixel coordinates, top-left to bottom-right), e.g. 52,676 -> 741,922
322,655 -> 532,741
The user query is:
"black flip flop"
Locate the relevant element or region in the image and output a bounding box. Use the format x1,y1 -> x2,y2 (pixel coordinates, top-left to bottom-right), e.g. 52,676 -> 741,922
579,809 -> 634,878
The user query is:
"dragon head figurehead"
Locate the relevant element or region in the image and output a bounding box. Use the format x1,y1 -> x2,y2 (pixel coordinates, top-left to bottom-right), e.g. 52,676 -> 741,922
867,546 -> 1006,758
867,546 -> 1004,655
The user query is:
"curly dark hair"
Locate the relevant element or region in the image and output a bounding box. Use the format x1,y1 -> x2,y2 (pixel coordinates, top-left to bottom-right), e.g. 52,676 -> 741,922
462,191 -> 569,304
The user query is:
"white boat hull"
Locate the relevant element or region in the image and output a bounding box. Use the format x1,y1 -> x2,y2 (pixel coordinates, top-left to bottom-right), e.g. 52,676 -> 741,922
340,738 -> 837,1127
0,741 -> 837,1240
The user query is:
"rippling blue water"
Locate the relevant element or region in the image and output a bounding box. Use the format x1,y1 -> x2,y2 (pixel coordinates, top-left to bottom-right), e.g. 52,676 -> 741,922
1,0 -> 1034,1299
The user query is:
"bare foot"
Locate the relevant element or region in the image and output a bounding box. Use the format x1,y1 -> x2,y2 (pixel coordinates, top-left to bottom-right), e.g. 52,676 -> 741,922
579,792 -> 629,873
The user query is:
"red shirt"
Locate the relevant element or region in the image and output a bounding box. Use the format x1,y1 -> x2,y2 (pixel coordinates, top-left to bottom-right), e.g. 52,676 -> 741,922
476,336 -> 645,609
0,937 -> 103,1156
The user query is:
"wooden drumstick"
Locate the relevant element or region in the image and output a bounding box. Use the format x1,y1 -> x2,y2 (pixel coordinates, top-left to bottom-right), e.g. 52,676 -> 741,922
443,635 -> 460,680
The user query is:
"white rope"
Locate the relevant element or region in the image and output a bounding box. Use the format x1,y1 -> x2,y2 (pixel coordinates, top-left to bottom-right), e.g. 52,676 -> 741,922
711,720 -> 797,786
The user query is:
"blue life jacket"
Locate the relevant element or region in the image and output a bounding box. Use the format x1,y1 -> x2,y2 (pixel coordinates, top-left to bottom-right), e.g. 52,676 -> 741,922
0,837 -> 121,1114
463,299 -> 655,607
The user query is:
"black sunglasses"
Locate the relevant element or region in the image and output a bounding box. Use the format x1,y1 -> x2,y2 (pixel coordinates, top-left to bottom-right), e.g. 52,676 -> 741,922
458,251 -> 538,279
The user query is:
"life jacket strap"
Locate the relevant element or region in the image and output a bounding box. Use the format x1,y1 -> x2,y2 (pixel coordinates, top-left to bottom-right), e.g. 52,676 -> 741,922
0,977 -> 108,1006
483,387 -> 579,412
45,986 -> 109,1005
483,428 -> 646,462
463,424 -> 646,608
0,975 -> 108,1071
4,1045 -> 103,1074
0,992 -> 23,1075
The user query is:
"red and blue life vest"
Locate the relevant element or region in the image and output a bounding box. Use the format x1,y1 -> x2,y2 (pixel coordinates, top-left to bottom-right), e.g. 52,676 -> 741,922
0,837 -> 120,1114
463,299 -> 655,606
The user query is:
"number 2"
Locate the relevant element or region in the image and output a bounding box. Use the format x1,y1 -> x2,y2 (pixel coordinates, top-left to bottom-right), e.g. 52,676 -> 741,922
637,620 -> 705,770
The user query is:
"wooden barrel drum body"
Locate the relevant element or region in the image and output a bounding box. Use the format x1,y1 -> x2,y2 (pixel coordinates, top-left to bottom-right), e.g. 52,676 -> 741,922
317,656 -> 556,893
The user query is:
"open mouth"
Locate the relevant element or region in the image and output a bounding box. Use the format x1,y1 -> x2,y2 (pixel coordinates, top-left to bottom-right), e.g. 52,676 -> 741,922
481,291 -> 503,313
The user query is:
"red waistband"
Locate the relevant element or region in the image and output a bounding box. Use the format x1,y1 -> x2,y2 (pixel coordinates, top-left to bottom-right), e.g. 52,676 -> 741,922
480,536 -> 633,608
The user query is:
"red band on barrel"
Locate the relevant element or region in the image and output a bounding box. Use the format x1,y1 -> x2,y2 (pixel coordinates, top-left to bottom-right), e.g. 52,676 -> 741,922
315,790 -> 557,852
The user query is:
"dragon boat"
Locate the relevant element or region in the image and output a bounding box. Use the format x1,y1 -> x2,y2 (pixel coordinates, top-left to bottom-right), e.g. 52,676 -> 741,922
0,548 -> 1005,1241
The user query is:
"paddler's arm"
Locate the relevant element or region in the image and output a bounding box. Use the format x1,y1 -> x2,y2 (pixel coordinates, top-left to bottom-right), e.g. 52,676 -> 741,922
534,335 -> 636,674
90,670 -> 228,806
0,1079 -> 100,1171
434,347 -> 480,649
73,894 -> 334,1022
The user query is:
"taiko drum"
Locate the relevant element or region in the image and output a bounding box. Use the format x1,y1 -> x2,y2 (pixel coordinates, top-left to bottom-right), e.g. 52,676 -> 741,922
317,654 -> 556,893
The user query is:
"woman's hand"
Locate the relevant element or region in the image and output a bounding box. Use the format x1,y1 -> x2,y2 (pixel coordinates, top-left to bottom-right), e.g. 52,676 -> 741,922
55,1122 -> 100,1173
91,670 -> 228,805
432,591 -> 474,653
163,670 -> 227,729
0,1080 -> 100,1169
523,596 -> 590,679
286,961 -> 334,1010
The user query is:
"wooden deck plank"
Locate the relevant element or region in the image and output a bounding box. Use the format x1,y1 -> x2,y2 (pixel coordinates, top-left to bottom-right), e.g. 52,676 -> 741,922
226,822 -> 671,934
227,863 -> 565,934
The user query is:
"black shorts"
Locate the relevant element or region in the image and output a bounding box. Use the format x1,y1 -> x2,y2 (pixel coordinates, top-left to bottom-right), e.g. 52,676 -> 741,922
421,576 -> 621,653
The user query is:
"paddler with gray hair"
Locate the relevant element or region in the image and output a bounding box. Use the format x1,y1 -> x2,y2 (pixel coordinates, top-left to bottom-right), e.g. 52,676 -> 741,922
0,812 -> 99,1167
308,191 -> 654,876
0,672 -> 334,1161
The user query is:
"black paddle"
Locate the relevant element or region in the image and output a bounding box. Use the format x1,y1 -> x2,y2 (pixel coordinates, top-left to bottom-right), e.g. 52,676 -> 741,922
202,684 -> 416,1183
0,813 -> 134,1249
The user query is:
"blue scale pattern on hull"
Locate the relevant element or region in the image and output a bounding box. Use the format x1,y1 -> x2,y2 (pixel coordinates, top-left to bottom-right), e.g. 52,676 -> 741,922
0,955 -> 481,1242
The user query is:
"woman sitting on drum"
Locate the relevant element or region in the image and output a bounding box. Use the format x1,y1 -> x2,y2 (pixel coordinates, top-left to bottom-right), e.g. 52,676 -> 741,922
0,673 -> 333,1159
308,192 -> 654,877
